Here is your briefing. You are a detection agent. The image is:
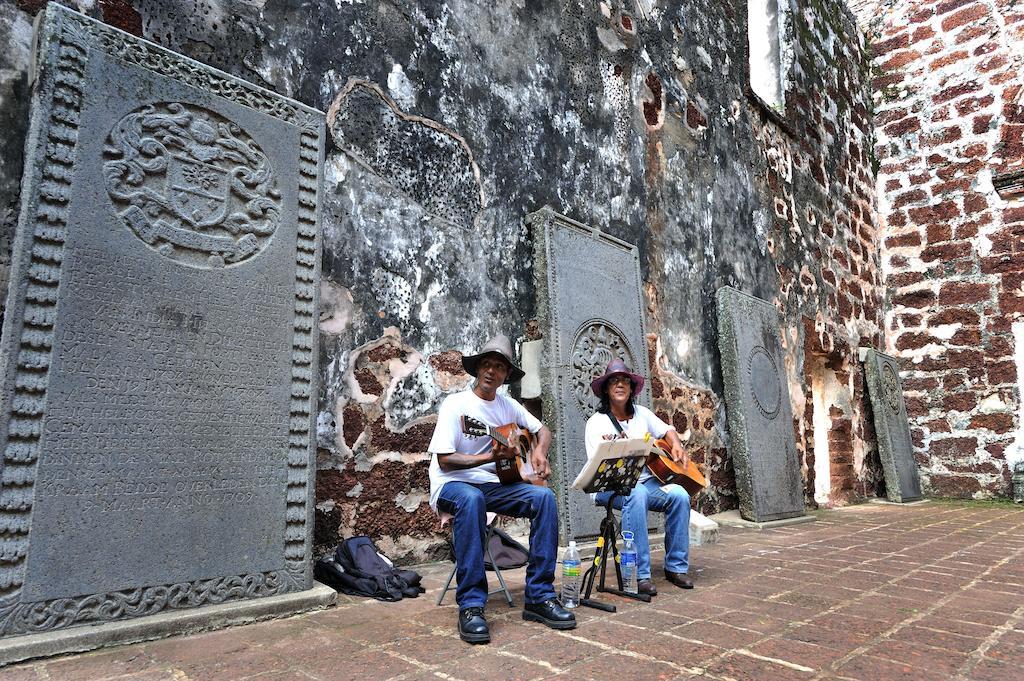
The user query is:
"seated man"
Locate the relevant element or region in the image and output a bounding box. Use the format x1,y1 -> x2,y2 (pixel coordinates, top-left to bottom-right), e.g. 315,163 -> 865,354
428,334 -> 575,644
584,358 -> 694,595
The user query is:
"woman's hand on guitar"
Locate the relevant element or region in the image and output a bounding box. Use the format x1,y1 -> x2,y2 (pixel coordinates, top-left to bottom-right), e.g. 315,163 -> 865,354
670,442 -> 689,468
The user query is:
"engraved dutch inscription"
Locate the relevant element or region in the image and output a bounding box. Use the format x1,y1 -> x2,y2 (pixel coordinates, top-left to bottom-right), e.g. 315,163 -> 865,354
0,6 -> 323,636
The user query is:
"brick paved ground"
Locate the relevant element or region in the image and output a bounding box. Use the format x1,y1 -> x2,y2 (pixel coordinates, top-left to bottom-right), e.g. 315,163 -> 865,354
3,500 -> 1023,680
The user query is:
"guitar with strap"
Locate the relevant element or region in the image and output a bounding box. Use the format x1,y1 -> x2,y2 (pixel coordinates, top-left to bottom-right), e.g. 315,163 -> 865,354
459,415 -> 543,486
646,437 -> 707,497
607,413 -> 706,496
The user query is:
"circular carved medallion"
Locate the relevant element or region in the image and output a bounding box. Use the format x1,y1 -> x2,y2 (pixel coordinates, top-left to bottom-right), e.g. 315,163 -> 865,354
881,363 -> 902,413
747,345 -> 782,420
569,320 -> 637,416
103,102 -> 280,268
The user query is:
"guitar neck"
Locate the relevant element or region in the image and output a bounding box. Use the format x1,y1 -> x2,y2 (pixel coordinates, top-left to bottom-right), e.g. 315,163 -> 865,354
486,426 -> 511,448
460,416 -> 517,449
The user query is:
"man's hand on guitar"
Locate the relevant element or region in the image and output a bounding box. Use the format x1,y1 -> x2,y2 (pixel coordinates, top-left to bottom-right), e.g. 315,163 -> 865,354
528,425 -> 553,481
530,450 -> 551,480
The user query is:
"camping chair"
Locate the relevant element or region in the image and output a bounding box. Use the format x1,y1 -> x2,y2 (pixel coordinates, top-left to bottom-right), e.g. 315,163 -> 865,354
436,512 -> 515,607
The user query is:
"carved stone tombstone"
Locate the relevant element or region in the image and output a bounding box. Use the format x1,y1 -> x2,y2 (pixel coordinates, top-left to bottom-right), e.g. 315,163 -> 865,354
863,349 -> 923,502
716,287 -> 804,522
530,208 -> 655,540
0,6 -> 328,650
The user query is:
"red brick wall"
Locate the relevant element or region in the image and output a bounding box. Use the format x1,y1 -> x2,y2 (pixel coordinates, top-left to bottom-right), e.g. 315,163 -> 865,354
753,1 -> 885,507
858,0 -> 1024,497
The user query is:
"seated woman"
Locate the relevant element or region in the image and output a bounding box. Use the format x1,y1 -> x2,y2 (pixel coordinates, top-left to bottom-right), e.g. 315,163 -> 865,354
584,359 -> 694,595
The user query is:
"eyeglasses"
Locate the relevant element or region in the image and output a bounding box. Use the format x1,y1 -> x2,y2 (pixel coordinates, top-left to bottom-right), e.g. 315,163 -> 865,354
607,375 -> 632,386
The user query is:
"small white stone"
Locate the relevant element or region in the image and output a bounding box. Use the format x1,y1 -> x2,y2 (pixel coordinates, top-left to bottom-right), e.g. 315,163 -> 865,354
689,511 -> 719,546
675,336 -> 691,360
386,64 -> 418,110
978,394 -> 1008,414
929,323 -> 960,341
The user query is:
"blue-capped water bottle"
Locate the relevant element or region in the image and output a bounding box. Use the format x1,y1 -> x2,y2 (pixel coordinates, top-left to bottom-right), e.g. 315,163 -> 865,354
620,531 -> 638,594
561,541 -> 581,608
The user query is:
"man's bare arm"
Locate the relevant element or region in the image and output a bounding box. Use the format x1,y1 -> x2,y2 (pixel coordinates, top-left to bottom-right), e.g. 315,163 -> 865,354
437,451 -> 495,471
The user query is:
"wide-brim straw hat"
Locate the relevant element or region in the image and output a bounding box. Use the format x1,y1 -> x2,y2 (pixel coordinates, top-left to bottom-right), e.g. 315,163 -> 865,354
461,334 -> 526,384
590,358 -> 645,397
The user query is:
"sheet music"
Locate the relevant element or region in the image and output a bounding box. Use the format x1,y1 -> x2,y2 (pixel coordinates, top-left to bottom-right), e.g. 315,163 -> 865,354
571,437 -> 660,491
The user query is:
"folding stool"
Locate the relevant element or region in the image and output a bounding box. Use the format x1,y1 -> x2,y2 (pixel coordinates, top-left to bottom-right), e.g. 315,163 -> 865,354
436,513 -> 514,607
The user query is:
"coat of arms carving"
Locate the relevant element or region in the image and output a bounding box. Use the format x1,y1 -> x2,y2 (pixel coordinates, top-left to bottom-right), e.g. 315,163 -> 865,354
569,320 -> 636,416
103,102 -> 280,268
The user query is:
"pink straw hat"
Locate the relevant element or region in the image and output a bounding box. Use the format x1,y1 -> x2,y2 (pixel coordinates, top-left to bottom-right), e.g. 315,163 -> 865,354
590,358 -> 645,396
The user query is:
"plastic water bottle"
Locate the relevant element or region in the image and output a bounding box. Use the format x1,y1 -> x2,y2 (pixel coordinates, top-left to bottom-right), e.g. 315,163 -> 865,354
621,531 -> 638,594
561,541 -> 581,608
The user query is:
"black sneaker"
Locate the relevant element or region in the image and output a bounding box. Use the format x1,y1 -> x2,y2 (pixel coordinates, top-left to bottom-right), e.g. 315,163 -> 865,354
458,606 -> 490,644
522,598 -> 577,630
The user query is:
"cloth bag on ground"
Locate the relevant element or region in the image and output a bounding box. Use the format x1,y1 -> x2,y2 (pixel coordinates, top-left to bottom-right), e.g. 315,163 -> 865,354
315,536 -> 424,601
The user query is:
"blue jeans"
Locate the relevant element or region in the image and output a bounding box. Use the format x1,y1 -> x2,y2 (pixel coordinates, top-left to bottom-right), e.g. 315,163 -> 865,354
595,478 -> 690,579
437,481 -> 558,609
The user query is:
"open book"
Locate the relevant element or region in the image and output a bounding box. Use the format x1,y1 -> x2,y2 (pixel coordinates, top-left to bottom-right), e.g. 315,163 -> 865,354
571,436 -> 661,494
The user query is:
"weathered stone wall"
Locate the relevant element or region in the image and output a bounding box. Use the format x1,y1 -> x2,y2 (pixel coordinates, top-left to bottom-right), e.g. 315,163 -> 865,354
0,2 -> 33,310
856,0 -> 1023,498
0,0 -> 880,560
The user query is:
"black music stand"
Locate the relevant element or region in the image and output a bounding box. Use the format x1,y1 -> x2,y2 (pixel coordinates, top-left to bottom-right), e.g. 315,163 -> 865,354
573,449 -> 650,612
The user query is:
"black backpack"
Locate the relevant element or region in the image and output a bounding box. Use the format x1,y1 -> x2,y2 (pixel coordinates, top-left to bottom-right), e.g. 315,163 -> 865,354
315,536 -> 424,601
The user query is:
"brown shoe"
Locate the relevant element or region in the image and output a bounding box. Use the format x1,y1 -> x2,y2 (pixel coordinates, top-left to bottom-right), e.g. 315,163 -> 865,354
638,579 -> 657,596
664,570 -> 694,589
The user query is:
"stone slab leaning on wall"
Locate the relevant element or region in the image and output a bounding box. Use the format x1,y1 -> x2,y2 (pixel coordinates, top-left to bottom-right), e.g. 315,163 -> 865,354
0,4 -> 330,654
862,349 -> 923,503
716,287 -> 804,523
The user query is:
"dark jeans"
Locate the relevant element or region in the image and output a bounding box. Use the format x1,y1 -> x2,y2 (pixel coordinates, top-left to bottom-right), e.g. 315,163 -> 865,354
437,481 -> 558,609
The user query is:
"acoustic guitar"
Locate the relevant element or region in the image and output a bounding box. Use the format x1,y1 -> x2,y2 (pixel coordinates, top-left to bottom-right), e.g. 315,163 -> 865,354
647,438 -> 707,496
459,416 -> 543,485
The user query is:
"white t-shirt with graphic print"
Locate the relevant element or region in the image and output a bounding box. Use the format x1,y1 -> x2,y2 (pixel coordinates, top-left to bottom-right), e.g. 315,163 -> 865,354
427,388 -> 543,511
